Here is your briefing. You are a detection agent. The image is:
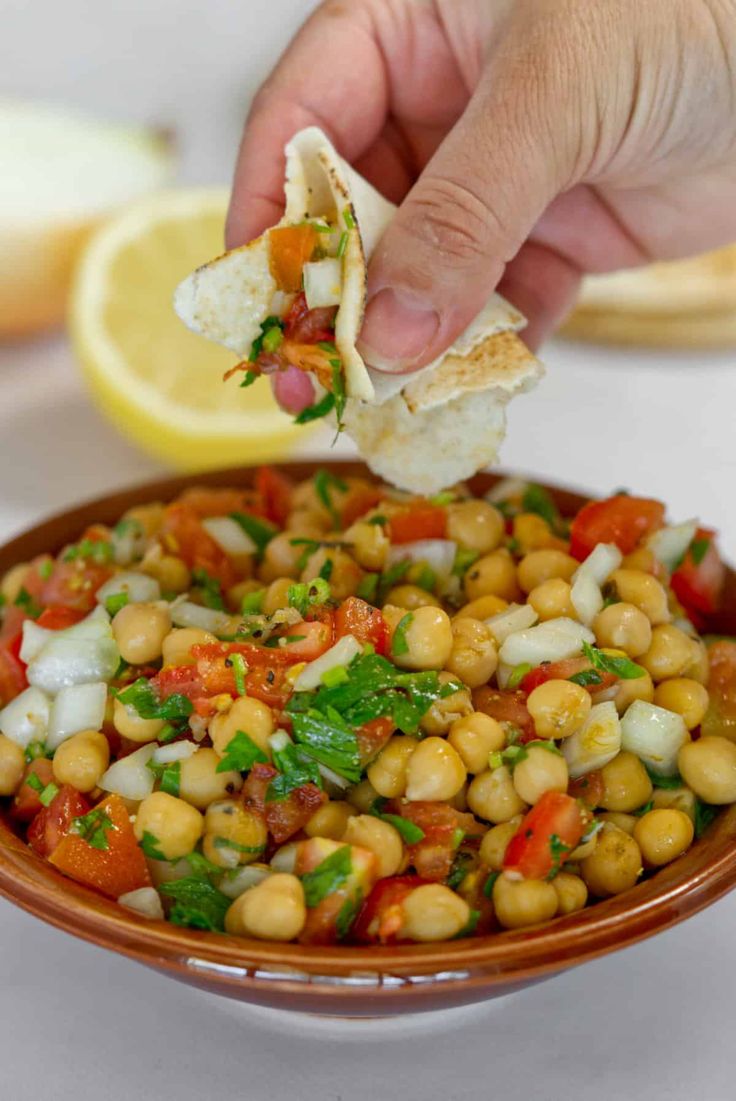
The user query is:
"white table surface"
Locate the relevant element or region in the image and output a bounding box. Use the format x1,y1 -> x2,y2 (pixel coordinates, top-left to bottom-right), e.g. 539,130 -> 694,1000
3,1 -> 736,1096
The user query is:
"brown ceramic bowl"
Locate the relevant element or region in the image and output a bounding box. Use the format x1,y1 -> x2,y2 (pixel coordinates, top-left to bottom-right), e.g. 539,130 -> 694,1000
2,462 -> 736,1017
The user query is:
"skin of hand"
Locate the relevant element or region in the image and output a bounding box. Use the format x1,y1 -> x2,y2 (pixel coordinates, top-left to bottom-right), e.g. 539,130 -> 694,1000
227,0 -> 736,410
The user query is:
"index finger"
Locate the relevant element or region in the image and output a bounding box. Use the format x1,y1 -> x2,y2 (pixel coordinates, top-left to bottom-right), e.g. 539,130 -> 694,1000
226,2 -> 389,248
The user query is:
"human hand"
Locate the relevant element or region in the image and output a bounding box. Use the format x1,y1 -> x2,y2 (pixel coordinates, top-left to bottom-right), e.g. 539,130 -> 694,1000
228,0 -> 736,402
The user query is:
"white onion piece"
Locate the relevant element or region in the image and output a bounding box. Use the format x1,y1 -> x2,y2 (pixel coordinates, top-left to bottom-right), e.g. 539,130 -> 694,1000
19,621 -> 54,664
152,741 -> 199,764
170,600 -> 232,635
0,686 -> 51,748
219,864 -> 272,900
485,603 -> 538,645
268,730 -> 292,754
620,700 -> 689,777
303,258 -> 342,308
574,543 -> 622,586
112,523 -> 148,567
201,516 -> 257,557
570,572 -> 603,627
46,682 -> 107,749
647,520 -> 698,573
292,634 -> 362,691
499,617 -> 594,667
118,887 -> 164,920
270,842 -> 299,873
495,661 -> 515,690
562,702 -> 622,779
485,477 -> 529,504
20,605 -> 111,667
27,635 -> 119,696
99,743 -> 156,801
386,539 -> 457,585
96,571 -> 160,606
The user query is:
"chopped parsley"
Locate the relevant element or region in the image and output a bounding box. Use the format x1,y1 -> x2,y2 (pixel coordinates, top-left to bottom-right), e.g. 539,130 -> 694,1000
213,835 -> 265,855
139,831 -> 168,861
314,469 -> 347,526
446,850 -> 475,891
369,798 -> 425,844
248,316 -> 285,363
376,559 -> 410,603
367,515 -> 387,527
289,707 -> 362,783
455,909 -> 481,938
294,389 -> 337,425
38,559 -> 54,581
507,663 -> 532,690
391,612 -> 413,657
522,484 -> 562,530
633,800 -> 654,817
105,592 -> 129,617
24,741 -> 49,763
319,558 -> 334,582
216,730 -> 268,774
116,678 -> 194,722
146,758 -> 181,797
483,870 -> 500,898
14,588 -> 42,619
356,573 -> 379,603
452,548 -> 480,578
643,766 -> 684,789
569,668 -> 604,687
267,739 -> 323,801
62,538 -> 114,564
191,567 -> 225,611
335,889 -> 363,939
582,642 -> 645,680
301,845 -> 353,907
71,807 -> 115,851
547,833 -> 573,880
240,369 -> 259,389
159,873 -> 231,932
689,537 -> 711,566
411,563 -> 437,593
230,512 -> 277,557
694,799 -> 719,838
429,491 -> 456,506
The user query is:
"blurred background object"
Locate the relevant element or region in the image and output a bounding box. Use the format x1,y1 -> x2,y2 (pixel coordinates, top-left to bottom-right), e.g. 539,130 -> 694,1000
560,245 -> 736,348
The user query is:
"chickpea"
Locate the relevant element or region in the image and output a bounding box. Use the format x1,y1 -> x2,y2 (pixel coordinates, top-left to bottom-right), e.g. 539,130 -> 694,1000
569,830 -> 598,861
122,502 -> 164,538
492,871 -> 558,929
513,513 -> 555,554
224,873 -> 306,941
379,604 -> 453,673
446,500 -> 505,555
385,584 -> 441,610
467,765 -> 528,823
683,640 -> 710,686
613,670 -> 654,715
652,786 -> 696,821
113,697 -> 164,743
287,508 -> 330,534
464,549 -> 520,603
301,547 -> 362,601
633,808 -> 694,867
517,550 -> 578,595
678,736 -> 736,804
142,553 -> 190,593
610,569 -> 670,626
162,627 -> 217,667
453,594 -> 509,621
592,603 -> 652,659
512,744 -> 569,805
227,579 -> 262,612
653,678 -> 709,731
527,578 -> 576,622
420,674 -> 473,736
401,883 -> 471,942
405,737 -> 467,802
346,778 -> 381,813
344,519 -> 389,571
553,872 -> 589,915
479,816 -> 523,870
52,731 -> 110,793
343,815 -> 404,877
621,546 -> 662,576
640,625 -> 700,682
597,811 -> 637,835
260,530 -> 314,582
261,578 -> 293,615
202,800 -> 267,867
209,697 -> 274,760
134,791 -> 204,861
448,712 -> 505,774
305,800 -> 356,840
0,734 -> 25,796
527,679 -> 591,741
580,824 -> 642,897
289,477 -> 332,523
178,747 -> 242,810
112,602 -> 171,665
444,617 -> 498,689
0,562 -> 29,605
599,752 -> 653,812
366,736 -> 416,798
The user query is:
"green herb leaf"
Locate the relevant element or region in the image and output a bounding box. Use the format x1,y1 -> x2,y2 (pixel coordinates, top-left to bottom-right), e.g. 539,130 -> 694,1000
72,807 -> 114,851
39,781 -> 59,807
105,592 -> 129,617
429,491 -> 455,506
507,662 -> 532,690
369,799 -> 425,844
315,470 -> 348,526
24,741 -> 49,763
38,559 -> 54,581
213,835 -> 266,855
159,874 -> 231,932
266,739 -> 323,801
689,537 -> 711,566
356,573 -> 379,604
546,833 -> 573,880
262,326 -> 284,354
301,845 -> 353,907
569,668 -> 604,687
230,512 -> 277,557
26,771 -> 45,794
521,484 -> 560,529
446,850 -> 475,891
217,730 -> 268,774
644,766 -> 684,790
140,831 -> 168,861
335,889 -> 363,939
248,316 -> 285,363
116,678 -> 194,722
391,612 -> 413,658
146,758 -> 181,797
157,724 -> 179,745
695,799 -> 719,838
290,708 -> 362,783
294,390 -> 336,425
62,539 -> 114,565
582,642 -> 645,680
240,588 -> 266,615
633,799 -> 654,817
452,548 -> 480,578
239,369 -> 259,388
455,908 -> 481,938
483,870 -> 500,898
14,588 -> 42,619
192,567 -> 225,611
376,559 -> 410,603
411,563 -> 437,593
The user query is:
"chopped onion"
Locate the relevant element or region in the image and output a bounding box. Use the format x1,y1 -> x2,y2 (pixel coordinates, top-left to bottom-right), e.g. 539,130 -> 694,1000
268,730 -> 291,754
620,700 -> 688,776
485,603 -> 538,645
112,523 -> 147,567
0,686 -> 50,748
562,701 -> 622,779
219,864 -> 272,900
485,477 -> 529,504
574,543 -> 622,586
27,634 -> 120,696
386,539 -> 457,585
303,258 -> 342,308
46,682 -> 107,749
570,572 -> 603,627
201,516 -> 257,557
270,842 -> 299,873
118,887 -> 164,920
647,520 -> 698,573
499,617 -> 594,667
170,600 -> 232,635
495,661 -> 515,690
292,634 -> 362,691
19,621 -> 54,664
22,604 -> 113,667
99,743 -> 156,801
96,571 -> 160,606
152,741 -> 199,764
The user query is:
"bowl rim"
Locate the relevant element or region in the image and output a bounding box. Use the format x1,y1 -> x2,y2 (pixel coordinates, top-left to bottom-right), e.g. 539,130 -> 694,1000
2,460 -> 736,1011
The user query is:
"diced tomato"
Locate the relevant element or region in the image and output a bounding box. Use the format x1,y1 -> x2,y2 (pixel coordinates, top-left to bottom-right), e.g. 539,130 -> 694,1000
241,763 -> 327,844
282,293 -> 337,345
340,484 -> 384,528
569,495 -> 665,561
243,664 -> 293,710
176,486 -> 267,519
27,786 -> 91,859
295,837 -> 378,946
702,640 -> 736,740
49,794 -> 152,899
335,597 -> 388,653
472,687 -> 535,739
37,559 -> 112,613
389,801 -> 484,882
11,759 -> 55,822
389,503 -> 447,545
503,792 -> 586,880
269,225 -> 319,293
36,606 -> 87,631
568,769 -> 605,811
352,875 -> 429,945
0,643 -> 27,707
356,716 -> 395,764
671,527 -> 725,619
520,657 -> 617,697
159,503 -> 236,588
255,466 -> 294,527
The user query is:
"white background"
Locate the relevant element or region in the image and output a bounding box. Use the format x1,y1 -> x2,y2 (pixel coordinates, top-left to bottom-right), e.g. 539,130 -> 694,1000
2,2 -> 736,1097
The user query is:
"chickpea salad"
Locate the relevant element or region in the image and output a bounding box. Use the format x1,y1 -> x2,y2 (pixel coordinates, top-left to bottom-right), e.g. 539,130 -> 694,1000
1,468 -> 735,946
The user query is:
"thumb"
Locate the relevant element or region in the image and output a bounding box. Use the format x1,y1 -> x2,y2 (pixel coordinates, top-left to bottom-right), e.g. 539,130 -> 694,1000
358,26 -> 589,372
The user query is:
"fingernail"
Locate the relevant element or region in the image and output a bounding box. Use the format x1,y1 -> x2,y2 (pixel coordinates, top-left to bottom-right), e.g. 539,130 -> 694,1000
272,365 -> 315,414
358,288 -> 440,372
